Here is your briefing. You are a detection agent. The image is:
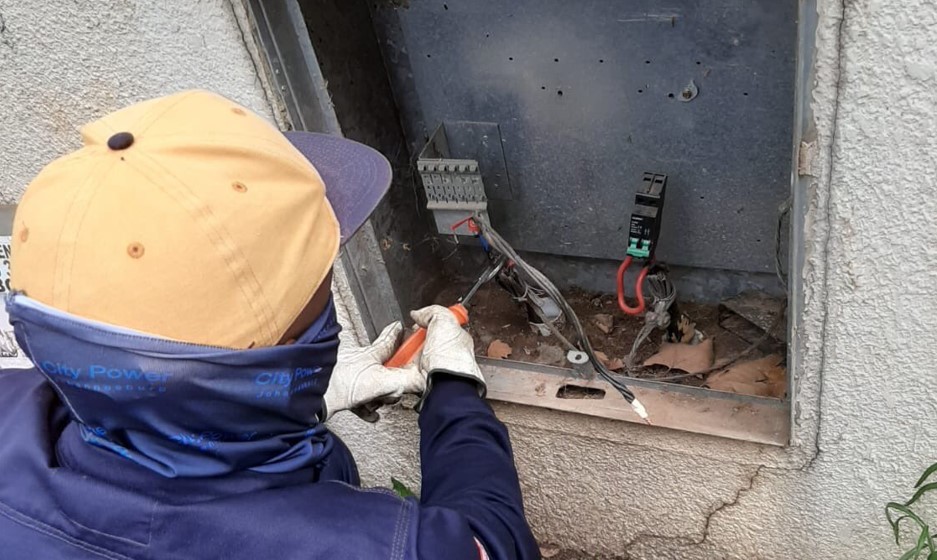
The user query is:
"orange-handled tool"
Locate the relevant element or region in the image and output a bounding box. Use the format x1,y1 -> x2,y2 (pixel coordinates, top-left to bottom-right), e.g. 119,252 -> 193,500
384,304 -> 469,368
383,258 -> 505,368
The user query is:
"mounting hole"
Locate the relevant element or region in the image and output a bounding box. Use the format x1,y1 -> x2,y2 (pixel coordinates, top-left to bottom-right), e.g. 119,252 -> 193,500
541,86 -> 546,90
556,90 -> 564,96
556,385 -> 606,400
554,57 -> 559,62
668,93 -> 674,98
599,59 -> 604,63
485,33 -> 490,38
699,195 -> 705,200
696,61 -> 701,65
637,89 -> 643,93
443,3 -> 448,9
426,54 -> 431,58
508,56 -> 514,61
743,92 -> 749,96
645,60 -> 651,64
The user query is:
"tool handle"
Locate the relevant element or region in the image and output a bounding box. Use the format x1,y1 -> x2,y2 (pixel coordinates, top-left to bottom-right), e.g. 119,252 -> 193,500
384,304 -> 469,368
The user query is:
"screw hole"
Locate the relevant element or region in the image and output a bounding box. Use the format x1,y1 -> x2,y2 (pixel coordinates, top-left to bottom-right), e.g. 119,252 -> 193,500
557,90 -> 563,96
696,61 -> 701,65
485,33 -> 490,38
554,58 -> 559,62
645,60 -> 651,64
599,59 -> 604,63
637,89 -> 643,93
443,3 -> 448,9
508,56 -> 514,61
426,54 -> 432,58
668,93 -> 674,98
541,86 -> 546,90
743,92 -> 749,96
699,196 -> 705,200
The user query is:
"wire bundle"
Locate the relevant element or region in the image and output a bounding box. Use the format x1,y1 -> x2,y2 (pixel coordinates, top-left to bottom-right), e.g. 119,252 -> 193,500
472,214 -> 648,420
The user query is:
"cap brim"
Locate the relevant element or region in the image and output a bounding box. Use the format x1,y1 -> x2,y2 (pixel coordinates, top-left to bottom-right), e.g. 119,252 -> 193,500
284,131 -> 392,245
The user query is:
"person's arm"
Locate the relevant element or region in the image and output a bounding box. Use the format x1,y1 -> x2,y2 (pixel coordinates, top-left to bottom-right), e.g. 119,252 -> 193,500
410,306 -> 539,560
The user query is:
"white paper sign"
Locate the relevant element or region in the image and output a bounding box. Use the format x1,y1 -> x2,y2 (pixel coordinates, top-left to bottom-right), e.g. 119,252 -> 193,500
0,236 -> 33,369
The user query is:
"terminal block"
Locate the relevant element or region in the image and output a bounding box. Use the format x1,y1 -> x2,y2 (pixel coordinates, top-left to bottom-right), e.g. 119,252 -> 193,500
417,124 -> 489,236
626,173 -> 668,260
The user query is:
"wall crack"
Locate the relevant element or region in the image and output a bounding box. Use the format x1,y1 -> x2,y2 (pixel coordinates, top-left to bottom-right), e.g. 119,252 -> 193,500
620,464 -> 765,557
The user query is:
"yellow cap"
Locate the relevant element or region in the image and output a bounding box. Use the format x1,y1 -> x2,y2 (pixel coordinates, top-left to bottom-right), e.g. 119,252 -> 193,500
11,90 -> 344,348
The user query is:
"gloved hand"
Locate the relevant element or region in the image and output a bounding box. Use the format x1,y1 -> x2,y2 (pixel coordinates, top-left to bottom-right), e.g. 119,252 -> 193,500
411,305 -> 485,398
323,321 -> 425,422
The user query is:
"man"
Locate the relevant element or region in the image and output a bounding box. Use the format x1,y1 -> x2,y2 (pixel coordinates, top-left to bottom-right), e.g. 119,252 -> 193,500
0,90 -> 539,559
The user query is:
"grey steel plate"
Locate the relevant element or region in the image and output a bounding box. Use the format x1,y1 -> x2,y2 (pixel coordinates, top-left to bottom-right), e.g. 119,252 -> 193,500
371,0 -> 796,272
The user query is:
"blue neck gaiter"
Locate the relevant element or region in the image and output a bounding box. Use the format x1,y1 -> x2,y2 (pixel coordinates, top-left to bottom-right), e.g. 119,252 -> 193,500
7,294 -> 342,478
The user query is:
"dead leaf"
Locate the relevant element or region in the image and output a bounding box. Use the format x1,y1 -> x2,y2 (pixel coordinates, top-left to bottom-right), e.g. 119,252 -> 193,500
593,313 -> 614,334
486,339 -> 512,360
540,545 -> 560,558
606,357 -> 625,371
705,354 -> 786,399
643,338 -> 714,373
675,314 -> 697,343
594,351 -> 625,371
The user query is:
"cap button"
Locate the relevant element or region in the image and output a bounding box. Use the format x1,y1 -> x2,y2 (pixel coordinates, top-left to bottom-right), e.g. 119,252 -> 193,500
107,132 -> 135,151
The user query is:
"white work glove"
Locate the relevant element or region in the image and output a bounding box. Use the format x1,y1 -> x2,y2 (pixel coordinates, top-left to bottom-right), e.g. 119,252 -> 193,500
410,305 -> 485,402
323,322 -> 425,422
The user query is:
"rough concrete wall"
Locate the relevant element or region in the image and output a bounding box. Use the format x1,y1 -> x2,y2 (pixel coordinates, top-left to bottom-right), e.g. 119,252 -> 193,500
0,0 -> 273,203
329,0 -> 937,558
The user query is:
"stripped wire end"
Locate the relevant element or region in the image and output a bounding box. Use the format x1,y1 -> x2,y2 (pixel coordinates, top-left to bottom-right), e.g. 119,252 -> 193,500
630,398 -> 650,424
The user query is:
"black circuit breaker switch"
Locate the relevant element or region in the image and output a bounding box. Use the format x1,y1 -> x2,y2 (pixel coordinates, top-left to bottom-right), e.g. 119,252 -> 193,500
626,173 -> 668,260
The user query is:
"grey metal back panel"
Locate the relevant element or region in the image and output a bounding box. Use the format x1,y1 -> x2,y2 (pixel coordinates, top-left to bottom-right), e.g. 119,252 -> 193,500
371,1 -> 796,273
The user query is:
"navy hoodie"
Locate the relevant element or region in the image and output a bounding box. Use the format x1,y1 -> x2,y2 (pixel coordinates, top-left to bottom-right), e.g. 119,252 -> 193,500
0,295 -> 539,559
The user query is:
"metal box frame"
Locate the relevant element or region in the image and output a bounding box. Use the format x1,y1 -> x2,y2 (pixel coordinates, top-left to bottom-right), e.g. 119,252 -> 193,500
245,0 -> 817,446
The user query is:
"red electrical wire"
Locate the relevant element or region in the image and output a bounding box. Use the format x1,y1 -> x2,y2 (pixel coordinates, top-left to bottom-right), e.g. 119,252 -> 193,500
617,256 -> 650,316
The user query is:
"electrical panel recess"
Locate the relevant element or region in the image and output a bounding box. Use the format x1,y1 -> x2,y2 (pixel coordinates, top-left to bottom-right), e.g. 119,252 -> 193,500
289,0 -> 799,441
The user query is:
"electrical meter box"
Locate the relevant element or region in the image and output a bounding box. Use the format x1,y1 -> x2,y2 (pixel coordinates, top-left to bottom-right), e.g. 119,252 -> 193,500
250,0 -> 801,444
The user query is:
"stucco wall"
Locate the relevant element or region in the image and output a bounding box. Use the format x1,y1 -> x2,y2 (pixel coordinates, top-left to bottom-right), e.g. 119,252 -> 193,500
330,0 -> 937,558
0,0 -> 273,203
2,1 -> 936,559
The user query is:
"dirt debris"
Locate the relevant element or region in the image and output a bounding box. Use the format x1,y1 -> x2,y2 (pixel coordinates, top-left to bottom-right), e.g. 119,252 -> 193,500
537,344 -> 566,366
437,281 -> 785,389
592,313 -> 614,334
